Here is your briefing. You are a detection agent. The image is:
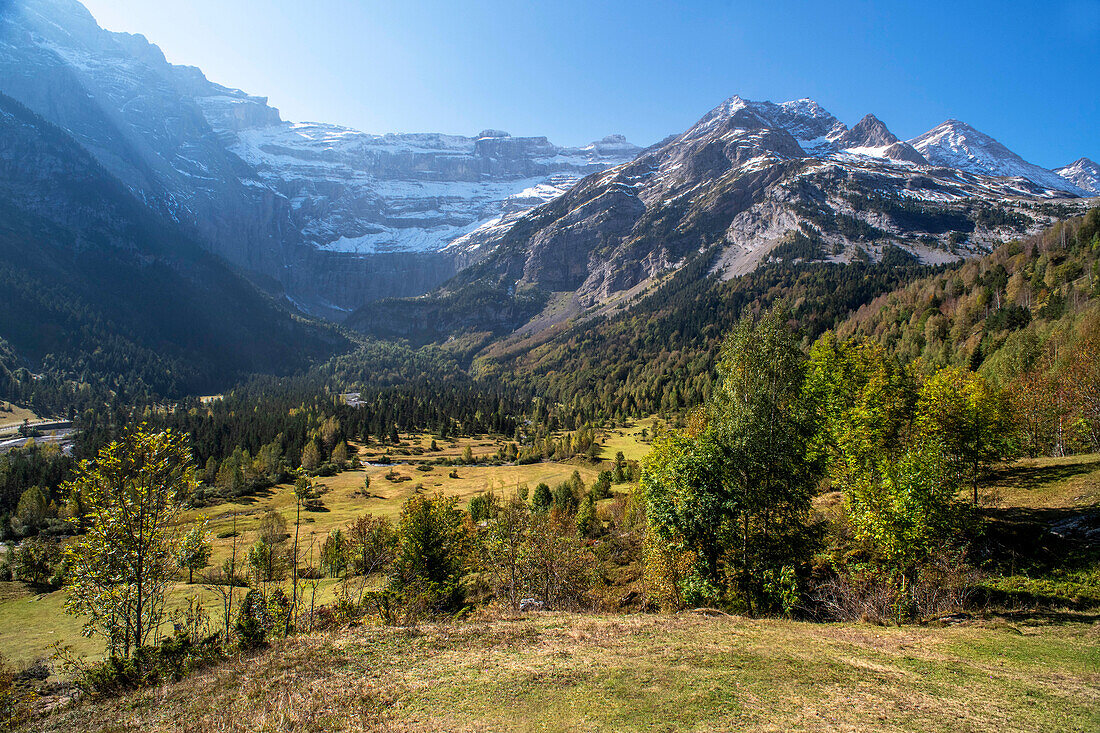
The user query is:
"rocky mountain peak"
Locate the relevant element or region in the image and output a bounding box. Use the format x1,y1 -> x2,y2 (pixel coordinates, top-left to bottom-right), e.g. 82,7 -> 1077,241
832,114 -> 927,164
911,119 -> 985,153
910,119 -> 1086,195
835,113 -> 899,148
681,95 -> 846,154
770,98 -> 848,140
1055,157 -> 1100,194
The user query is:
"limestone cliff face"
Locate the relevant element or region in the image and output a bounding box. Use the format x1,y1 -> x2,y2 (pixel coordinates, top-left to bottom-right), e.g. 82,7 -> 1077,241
0,0 -> 640,318
0,91 -> 348,391
229,125 -> 639,261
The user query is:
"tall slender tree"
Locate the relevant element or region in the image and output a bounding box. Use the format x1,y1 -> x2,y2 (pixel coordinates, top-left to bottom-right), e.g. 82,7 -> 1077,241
64,426 -> 195,658
642,304 -> 820,613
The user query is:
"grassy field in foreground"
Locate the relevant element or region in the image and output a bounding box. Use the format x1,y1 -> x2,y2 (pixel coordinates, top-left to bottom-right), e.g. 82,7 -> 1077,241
0,440 -> 613,667
30,613 -> 1100,732
2,435 -> 1095,681
0,578 -> 349,668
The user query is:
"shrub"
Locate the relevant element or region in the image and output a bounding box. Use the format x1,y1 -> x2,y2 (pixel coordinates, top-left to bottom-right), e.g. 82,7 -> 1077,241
468,492 -> 499,522
234,590 -> 267,650
522,512 -> 597,611
0,654 -> 35,730
68,633 -> 226,699
11,536 -> 62,587
810,568 -> 903,624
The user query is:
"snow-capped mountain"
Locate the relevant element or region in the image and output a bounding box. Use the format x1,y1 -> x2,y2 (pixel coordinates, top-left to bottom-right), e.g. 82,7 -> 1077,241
909,120 -> 1088,196
1055,158 -> 1100,195
0,0 -> 1091,327
226,122 -> 638,255
833,114 -> 928,164
0,0 -> 638,317
347,95 -> 1093,341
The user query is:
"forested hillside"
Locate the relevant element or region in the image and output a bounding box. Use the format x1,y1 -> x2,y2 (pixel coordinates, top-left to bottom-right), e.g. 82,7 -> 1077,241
837,207 -> 1100,455
477,245 -> 945,420
838,207 -> 1099,370
0,94 -> 350,414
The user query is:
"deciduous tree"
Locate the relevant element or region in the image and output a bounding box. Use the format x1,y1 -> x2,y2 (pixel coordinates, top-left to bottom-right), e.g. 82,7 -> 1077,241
177,519 -> 213,584
63,426 -> 195,658
642,304 -> 819,613
917,367 -> 1013,504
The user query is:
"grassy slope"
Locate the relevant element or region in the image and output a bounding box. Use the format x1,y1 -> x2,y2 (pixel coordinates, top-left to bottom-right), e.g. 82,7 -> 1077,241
976,453 -> 1100,608
984,453 -> 1100,509
31,613 -> 1100,732
8,438 -> 1100,731
0,582 -> 97,665
0,404 -> 42,432
0,435 -> 606,666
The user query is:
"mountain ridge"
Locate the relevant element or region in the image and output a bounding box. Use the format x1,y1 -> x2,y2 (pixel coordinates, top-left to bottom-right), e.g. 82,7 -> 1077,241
909,119 -> 1088,196
0,0 -> 1093,329
347,95 -> 1093,344
1056,157 -> 1100,194
0,0 -> 639,318
0,91 -> 349,404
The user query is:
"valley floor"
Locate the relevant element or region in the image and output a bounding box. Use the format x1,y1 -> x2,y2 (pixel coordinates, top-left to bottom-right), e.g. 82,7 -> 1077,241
28,611 -> 1099,732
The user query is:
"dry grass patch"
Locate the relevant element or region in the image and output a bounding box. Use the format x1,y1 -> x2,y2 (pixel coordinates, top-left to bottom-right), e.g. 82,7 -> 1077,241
188,460 -> 601,569
985,454 -> 1100,509
597,422 -> 655,463
30,614 -> 1099,732
0,403 -> 42,432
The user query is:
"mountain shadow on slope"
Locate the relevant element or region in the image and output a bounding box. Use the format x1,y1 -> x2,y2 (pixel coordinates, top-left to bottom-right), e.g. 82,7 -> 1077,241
0,93 -> 350,405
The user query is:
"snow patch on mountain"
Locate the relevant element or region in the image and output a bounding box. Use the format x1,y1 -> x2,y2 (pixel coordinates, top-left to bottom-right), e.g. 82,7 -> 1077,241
909,120 -> 1086,195
1055,158 -> 1100,195
224,120 -> 638,253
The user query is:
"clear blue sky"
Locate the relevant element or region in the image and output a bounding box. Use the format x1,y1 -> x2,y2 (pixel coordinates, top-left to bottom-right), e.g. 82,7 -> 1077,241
81,0 -> 1099,168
